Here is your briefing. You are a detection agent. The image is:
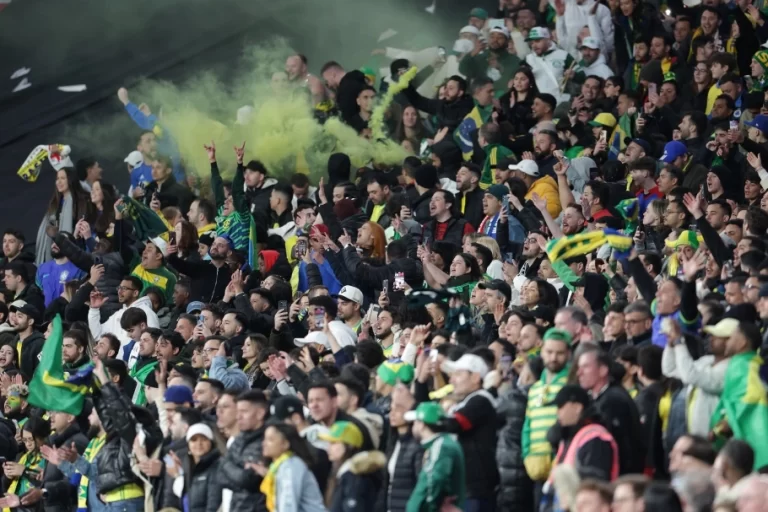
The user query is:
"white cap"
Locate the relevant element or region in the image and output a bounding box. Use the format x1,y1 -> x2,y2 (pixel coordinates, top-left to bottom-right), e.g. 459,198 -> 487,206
490,26 -> 510,38
459,25 -> 481,36
441,354 -> 489,378
682,0 -> 701,6
337,286 -> 364,305
703,318 -> 740,338
124,150 -> 144,169
453,39 -> 475,54
149,237 -> 169,257
509,160 -> 540,177
295,321 -> 357,349
186,423 -> 214,442
580,37 -> 601,50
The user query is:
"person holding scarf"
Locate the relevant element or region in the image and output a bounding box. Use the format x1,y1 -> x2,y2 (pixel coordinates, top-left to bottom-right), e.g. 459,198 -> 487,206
477,185 -> 508,241
256,423 -> 325,512
1,416 -> 49,508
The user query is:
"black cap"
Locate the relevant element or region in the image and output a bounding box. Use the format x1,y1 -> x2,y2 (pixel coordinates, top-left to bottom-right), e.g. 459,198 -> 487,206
251,288 -> 276,309
478,279 -> 512,304
724,303 -> 758,324
271,395 -> 305,420
548,384 -> 591,408
495,157 -> 517,170
10,303 -> 40,325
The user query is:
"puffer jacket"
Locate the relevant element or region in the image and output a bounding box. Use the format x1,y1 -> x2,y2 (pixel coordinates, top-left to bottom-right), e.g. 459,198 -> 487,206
386,433 -> 423,512
329,451 -> 387,512
92,383 -> 163,493
524,175 -> 561,218
18,331 -> 45,382
496,385 -> 534,511
54,232 -> 125,318
41,423 -> 89,512
181,449 -> 222,512
219,426 -> 267,512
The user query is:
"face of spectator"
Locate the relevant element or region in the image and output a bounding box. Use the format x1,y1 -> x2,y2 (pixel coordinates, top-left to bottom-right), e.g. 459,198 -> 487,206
156,335 -> 178,360
581,77 -> 601,101
429,192 -> 451,218
712,99 -> 732,120
474,83 -> 495,107
62,336 -> 83,364
151,160 -> 172,183
650,37 -> 667,60
674,20 -> 691,42
138,332 -> 157,357
531,38 -> 550,56
603,311 -> 625,338
175,317 -> 195,342
137,132 -> 157,157
700,10 -> 719,34
117,279 -> 140,304
357,89 -> 375,114
307,387 -> 336,424
216,393 -> 237,433
534,133 -> 554,156
193,381 -> 219,411
220,313 -> 241,338
285,55 -> 305,80
444,79 -> 463,102
541,339 -> 569,373
367,182 -> 389,206
719,80 -> 741,102
94,336 -> 115,360
202,339 -> 221,369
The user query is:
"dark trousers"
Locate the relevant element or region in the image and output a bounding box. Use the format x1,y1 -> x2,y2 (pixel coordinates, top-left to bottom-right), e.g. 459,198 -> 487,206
464,497 -> 496,512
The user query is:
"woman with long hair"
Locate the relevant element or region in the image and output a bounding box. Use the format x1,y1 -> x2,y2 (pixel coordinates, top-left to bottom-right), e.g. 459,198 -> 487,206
394,105 -> 431,145
320,421 -> 386,512
2,415 -> 49,501
174,220 -> 200,261
690,61 -> 714,112
634,198 -> 668,253
87,179 -> 117,238
500,67 -> 540,135
167,423 -> 222,512
422,252 -> 482,302
0,344 -> 19,375
242,334 -> 270,389
35,167 -> 89,265
255,423 -> 325,512
358,221 -> 387,261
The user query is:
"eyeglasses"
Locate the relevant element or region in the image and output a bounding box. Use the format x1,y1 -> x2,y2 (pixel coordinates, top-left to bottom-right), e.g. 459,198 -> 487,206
202,348 -> 219,354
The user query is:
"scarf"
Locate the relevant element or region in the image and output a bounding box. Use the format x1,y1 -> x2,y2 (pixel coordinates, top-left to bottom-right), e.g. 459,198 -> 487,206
259,452 -> 293,512
5,450 -> 46,511
36,193 -> 74,265
478,213 -> 501,239
77,434 -> 107,512
129,359 -> 159,405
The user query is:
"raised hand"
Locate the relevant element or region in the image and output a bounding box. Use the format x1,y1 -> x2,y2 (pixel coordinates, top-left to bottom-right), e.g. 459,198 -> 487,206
531,192 -> 547,212
204,141 -> 216,163
117,87 -> 130,105
89,264 -> 105,286
409,323 -> 432,347
114,198 -> 125,220
747,152 -> 762,170
682,249 -> 706,282
682,192 -> 703,219
521,151 -> 535,161
338,229 -> 352,248
89,290 -> 107,310
234,141 -> 246,165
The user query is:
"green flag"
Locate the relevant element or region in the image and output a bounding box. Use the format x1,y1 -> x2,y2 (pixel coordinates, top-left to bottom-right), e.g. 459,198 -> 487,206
28,316 -> 88,415
121,195 -> 169,241
711,351 -> 768,469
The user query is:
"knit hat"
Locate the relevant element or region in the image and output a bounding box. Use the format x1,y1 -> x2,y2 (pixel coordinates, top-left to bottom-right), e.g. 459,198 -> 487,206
753,50 -> 768,73
318,421 -> 364,448
403,401 -> 446,425
259,249 -> 280,273
377,360 -> 415,386
333,199 -> 359,221
543,328 -> 573,346
199,233 -> 214,247
469,7 -> 488,19
459,25 -> 481,36
414,164 -> 439,189
665,230 -> 703,250
486,184 -> 507,201
638,60 -> 663,87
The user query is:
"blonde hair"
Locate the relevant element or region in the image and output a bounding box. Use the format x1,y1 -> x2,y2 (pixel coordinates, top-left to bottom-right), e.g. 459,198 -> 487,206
474,235 -> 501,261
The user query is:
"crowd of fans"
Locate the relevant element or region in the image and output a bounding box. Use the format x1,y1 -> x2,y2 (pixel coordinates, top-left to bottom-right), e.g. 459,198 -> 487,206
4,0 -> 768,511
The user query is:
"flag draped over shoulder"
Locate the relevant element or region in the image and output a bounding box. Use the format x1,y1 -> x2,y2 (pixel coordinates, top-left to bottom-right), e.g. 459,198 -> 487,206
546,228 -> 633,263
454,103 -> 493,160
608,113 -> 633,161
711,351 -> 768,469
121,195 -> 170,241
28,316 -> 88,415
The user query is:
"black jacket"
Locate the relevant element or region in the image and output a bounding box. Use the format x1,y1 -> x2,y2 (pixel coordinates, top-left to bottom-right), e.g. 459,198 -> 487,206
18,331 -> 45,382
634,381 -> 669,479
329,451 -> 387,512
386,432 -> 423,512
422,217 -> 470,250
458,187 -> 485,232
42,423 -> 89,512
182,449 -> 223,512
496,386 -> 534,511
553,418 -> 617,481
93,383 -> 163,493
219,426 -> 267,512
0,418 -> 18,463
401,88 -> 474,132
410,189 -> 435,226
15,284 -> 45,317
592,384 -> 645,475
167,255 -> 231,303
143,177 -> 196,216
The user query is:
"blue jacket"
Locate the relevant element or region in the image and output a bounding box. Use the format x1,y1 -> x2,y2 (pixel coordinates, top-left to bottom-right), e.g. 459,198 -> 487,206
209,356 -> 250,393
124,102 -> 186,184
274,456 -> 327,512
298,256 -> 342,296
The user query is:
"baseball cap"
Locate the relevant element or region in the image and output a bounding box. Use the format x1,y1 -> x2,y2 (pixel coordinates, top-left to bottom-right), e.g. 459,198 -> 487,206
441,354 -> 490,378
496,157 -> 518,170
723,303 -> 758,324
526,27 -> 551,41
490,26 -> 510,38
660,141 -> 688,163
337,286 -> 364,305
508,160 -> 540,178
477,279 -> 512,304
588,113 -> 617,129
148,237 -> 169,257
543,328 -> 573,346
469,7 -> 488,19
318,421 -> 364,448
124,150 -> 144,169
377,360 -> 415,386
548,384 -> 591,408
186,423 -> 214,442
294,321 -> 358,349
9,302 -> 40,325
186,301 -> 205,314
580,37 -> 601,50
164,386 -> 194,405
745,114 -> 768,135
485,184 -> 508,202
271,395 -> 306,420
703,318 -> 740,338
625,138 -> 652,155
459,25 -> 481,36
404,401 -> 446,425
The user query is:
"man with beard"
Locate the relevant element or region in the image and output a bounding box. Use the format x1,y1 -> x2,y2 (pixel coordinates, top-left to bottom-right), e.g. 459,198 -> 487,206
525,28 -> 574,101
285,54 -> 327,107
129,325 -> 160,406
35,234 -> 84,308
581,181 -> 612,222
455,163 -> 485,231
422,190 -> 474,249
62,329 -> 91,377
167,236 -> 232,303
372,308 -> 397,357
320,61 -> 368,126
459,26 -> 521,96
561,204 -> 587,236
337,286 -> 364,334
532,130 -> 559,180
518,232 -> 546,278
522,328 -> 571,484
9,302 -> 44,381
678,112 -> 709,165
3,263 -> 44,314
401,75 -> 474,132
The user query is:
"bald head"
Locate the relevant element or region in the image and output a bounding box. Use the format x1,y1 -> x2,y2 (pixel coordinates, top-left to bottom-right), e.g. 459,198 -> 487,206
286,55 -> 308,80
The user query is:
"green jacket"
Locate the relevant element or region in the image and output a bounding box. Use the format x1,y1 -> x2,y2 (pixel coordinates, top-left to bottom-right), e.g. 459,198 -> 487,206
406,433 -> 466,512
459,50 -> 521,96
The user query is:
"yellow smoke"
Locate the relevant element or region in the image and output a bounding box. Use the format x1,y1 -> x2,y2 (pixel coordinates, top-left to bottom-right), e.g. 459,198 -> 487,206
369,65 -> 418,141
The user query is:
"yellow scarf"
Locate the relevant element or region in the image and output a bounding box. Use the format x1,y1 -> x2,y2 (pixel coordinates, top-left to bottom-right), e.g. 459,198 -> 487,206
259,452 -> 293,512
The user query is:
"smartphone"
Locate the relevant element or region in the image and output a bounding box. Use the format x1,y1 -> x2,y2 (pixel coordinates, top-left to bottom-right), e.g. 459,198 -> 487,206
278,300 -> 288,311
296,239 -> 307,258
729,120 -> 739,131
382,280 -> 389,295
168,232 -> 177,245
196,315 -> 205,327
314,307 -> 325,328
648,83 -> 657,96
600,130 -> 608,144
394,272 -> 405,290
163,454 -> 175,469
500,354 -> 513,380
437,46 -> 446,58
422,236 -> 430,249
430,350 -> 439,362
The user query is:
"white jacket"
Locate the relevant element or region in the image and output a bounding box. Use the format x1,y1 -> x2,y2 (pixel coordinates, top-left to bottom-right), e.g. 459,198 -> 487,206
379,48 -> 461,99
578,53 -> 613,80
554,0 -> 614,57
88,295 -> 160,358
525,46 -> 573,104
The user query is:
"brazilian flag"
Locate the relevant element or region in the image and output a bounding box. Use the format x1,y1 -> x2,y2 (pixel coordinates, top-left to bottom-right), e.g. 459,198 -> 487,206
546,228 -> 634,263
121,195 -> 169,241
454,102 -> 493,160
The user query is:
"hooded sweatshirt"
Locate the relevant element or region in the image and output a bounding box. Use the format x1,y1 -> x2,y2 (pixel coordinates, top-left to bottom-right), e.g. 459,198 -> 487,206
88,296 -> 160,360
